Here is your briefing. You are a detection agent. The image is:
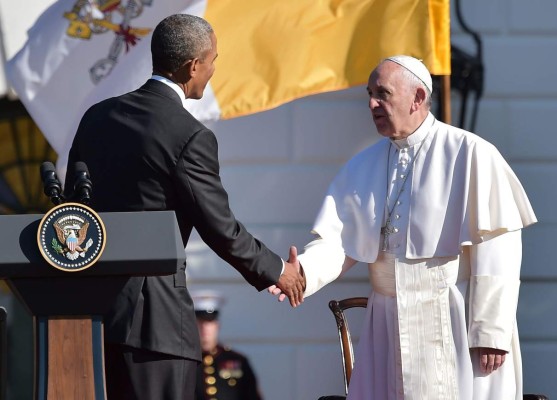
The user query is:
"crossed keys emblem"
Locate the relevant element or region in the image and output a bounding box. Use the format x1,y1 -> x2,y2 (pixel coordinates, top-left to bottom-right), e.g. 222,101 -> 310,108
63,0 -> 153,84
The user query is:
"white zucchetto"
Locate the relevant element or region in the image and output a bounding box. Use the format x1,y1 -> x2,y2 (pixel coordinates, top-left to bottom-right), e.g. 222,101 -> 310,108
385,55 -> 433,93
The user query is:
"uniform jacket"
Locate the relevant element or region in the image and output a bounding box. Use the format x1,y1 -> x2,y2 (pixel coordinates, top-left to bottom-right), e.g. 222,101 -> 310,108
196,344 -> 261,400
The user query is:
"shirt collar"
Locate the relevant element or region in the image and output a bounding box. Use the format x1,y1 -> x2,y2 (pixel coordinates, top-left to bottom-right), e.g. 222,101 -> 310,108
391,112 -> 435,149
150,75 -> 187,108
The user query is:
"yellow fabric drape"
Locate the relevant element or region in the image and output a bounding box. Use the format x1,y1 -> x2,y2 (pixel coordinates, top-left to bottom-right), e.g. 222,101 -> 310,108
206,0 -> 450,119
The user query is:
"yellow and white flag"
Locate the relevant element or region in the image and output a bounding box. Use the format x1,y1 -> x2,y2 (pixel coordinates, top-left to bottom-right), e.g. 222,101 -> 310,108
6,0 -> 449,169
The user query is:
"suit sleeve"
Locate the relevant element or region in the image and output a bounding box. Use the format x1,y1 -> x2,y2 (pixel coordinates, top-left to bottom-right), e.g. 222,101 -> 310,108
173,128 -> 282,290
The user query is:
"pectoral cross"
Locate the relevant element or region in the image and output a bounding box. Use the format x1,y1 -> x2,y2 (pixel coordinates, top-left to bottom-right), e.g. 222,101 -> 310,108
380,217 -> 396,251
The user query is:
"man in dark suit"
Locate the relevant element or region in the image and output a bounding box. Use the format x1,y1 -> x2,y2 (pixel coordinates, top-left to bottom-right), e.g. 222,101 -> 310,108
63,14 -> 305,400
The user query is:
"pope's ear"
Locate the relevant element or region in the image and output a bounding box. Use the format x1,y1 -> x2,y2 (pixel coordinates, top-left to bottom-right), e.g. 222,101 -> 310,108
414,87 -> 427,107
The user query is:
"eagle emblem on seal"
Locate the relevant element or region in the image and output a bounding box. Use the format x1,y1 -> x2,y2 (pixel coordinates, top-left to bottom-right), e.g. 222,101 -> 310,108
52,215 -> 94,260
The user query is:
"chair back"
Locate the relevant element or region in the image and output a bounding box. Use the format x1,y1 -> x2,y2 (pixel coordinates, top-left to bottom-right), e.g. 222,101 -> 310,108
328,297 -> 368,395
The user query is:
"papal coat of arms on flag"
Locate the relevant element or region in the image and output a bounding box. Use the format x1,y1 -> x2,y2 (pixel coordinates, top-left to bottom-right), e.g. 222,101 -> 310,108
63,0 -> 153,83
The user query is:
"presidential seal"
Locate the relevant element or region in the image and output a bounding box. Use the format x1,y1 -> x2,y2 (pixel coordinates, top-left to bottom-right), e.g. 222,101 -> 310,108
37,202 -> 106,272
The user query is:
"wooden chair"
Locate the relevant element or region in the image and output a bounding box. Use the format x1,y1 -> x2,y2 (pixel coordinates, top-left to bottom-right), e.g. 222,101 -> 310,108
328,297 -> 368,395
319,297 -> 549,400
318,297 -> 368,400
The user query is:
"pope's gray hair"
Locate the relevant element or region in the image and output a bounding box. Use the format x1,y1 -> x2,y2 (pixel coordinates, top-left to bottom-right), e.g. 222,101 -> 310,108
397,66 -> 432,108
151,14 -> 213,73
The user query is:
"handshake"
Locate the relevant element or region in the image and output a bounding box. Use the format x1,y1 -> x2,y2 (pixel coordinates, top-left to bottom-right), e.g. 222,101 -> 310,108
267,246 -> 306,308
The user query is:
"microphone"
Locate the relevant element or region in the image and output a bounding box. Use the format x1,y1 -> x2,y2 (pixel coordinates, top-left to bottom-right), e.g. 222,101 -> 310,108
73,162 -> 93,205
40,162 -> 63,205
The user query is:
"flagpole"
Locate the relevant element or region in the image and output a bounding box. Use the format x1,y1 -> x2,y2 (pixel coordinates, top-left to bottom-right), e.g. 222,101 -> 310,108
439,75 -> 452,124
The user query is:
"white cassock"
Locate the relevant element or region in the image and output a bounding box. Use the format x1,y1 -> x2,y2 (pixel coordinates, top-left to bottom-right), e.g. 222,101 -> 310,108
299,113 -> 537,400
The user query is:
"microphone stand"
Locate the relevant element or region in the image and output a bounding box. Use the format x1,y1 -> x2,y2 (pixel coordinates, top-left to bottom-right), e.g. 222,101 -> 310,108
73,161 -> 93,205
40,162 -> 64,206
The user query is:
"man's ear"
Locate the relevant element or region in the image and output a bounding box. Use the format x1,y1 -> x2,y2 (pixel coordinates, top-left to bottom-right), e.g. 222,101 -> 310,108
188,58 -> 200,77
174,58 -> 195,81
413,87 -> 426,110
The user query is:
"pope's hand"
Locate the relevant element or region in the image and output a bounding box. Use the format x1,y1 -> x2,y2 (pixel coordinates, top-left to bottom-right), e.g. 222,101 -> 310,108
476,347 -> 507,374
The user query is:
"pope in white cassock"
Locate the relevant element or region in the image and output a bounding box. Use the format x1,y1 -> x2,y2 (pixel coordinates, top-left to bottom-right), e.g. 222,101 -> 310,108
271,55 -> 537,400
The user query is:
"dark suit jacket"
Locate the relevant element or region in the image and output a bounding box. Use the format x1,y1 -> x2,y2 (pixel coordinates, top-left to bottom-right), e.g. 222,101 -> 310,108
64,79 -> 282,361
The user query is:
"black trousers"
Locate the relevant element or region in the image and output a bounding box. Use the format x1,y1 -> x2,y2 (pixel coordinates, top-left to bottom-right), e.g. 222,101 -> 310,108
104,343 -> 198,400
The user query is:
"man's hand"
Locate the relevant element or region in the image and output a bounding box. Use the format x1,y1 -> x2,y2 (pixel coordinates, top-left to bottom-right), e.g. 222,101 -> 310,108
268,246 -> 306,307
476,347 -> 507,374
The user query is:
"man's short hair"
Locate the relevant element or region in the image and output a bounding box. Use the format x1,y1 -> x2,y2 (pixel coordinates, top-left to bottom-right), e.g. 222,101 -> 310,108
151,14 -> 214,73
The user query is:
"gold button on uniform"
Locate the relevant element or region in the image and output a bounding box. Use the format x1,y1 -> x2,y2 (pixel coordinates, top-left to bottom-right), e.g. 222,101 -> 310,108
197,345 -> 261,400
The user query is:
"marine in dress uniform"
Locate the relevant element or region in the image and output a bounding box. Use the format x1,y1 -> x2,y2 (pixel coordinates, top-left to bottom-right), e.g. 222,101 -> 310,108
193,292 -> 263,400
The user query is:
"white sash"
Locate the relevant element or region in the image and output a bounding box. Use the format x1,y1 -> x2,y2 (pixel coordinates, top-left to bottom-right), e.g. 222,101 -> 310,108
369,253 -> 462,399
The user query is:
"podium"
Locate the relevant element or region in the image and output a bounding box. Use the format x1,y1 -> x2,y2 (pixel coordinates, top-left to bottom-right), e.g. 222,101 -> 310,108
0,210 -> 185,400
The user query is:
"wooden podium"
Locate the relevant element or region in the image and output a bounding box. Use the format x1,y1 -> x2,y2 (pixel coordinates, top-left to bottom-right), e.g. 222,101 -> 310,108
0,210 -> 185,400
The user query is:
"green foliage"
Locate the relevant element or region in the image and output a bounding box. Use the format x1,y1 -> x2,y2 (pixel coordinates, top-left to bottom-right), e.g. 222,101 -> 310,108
51,238 -> 64,254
